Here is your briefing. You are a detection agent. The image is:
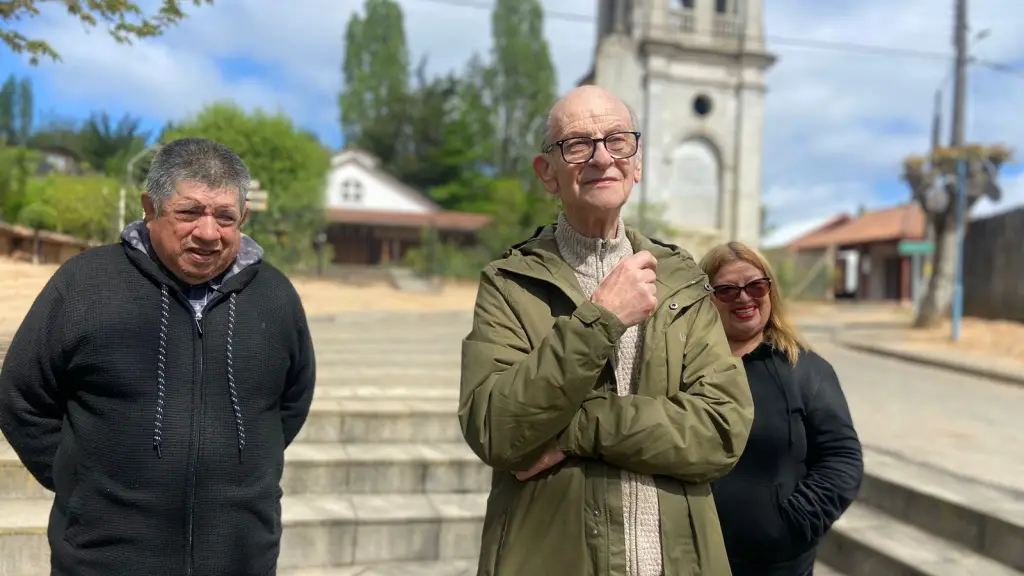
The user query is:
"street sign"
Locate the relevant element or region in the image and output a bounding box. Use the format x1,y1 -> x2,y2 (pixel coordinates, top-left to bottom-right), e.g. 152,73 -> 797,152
898,239 -> 934,255
247,187 -> 269,212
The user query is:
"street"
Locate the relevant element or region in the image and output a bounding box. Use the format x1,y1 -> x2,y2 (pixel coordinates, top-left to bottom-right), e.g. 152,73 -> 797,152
809,337 -> 1024,494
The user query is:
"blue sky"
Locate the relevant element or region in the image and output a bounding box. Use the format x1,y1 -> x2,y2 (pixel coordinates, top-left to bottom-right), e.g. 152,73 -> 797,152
4,0 -> 1024,227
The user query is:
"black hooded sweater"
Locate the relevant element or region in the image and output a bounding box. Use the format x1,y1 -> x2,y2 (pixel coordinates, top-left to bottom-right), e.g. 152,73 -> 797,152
0,229 -> 316,576
711,343 -> 863,576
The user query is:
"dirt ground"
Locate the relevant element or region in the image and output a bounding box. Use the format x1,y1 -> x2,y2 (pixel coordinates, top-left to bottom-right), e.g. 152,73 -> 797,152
3,257 -> 1023,365
789,301 -> 1024,365
0,257 -> 480,336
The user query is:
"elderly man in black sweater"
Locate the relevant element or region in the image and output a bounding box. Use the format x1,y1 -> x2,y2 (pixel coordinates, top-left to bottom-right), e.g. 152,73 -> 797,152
0,137 -> 317,576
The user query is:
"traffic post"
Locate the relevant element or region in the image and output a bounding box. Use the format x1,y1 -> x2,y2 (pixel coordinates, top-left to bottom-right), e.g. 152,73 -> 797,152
247,179 -> 269,212
898,239 -> 935,314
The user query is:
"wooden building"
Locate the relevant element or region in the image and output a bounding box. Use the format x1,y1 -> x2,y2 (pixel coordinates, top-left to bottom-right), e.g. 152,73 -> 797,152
324,149 -> 491,266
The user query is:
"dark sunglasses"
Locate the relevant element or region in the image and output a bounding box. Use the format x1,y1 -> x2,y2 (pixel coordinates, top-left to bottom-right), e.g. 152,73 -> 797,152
712,277 -> 771,303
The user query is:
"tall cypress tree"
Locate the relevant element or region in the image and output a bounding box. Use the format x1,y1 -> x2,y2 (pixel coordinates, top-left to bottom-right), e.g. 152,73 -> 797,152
339,0 -> 410,167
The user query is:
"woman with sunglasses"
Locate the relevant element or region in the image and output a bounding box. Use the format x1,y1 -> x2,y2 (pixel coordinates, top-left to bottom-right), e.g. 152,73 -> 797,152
698,242 -> 863,576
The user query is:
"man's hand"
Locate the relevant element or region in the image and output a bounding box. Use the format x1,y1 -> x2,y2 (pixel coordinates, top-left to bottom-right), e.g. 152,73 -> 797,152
591,251 -> 658,327
514,447 -> 566,481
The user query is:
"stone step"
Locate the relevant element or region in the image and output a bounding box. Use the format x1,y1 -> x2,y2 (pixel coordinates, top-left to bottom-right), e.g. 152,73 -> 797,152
278,556 -> 845,575
855,447 -> 1024,570
316,367 -> 460,379
311,334 -> 466,345
316,353 -> 460,369
282,442 -> 487,495
279,559 -> 476,575
818,502 -> 1020,576
1,398 -> 461,447
0,492 -> 487,575
298,398 -> 462,444
314,386 -> 458,400
814,563 -> 844,576
280,559 -> 846,575
311,333 -> 465,343
315,346 -> 462,359
1,442 -> 487,499
313,371 -> 459,389
0,443 -> 50,499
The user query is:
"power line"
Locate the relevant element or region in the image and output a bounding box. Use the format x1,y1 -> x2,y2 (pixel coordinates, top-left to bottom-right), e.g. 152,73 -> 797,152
403,0 -> 1024,70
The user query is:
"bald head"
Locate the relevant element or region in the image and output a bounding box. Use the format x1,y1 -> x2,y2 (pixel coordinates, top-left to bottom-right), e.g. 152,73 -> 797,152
532,85 -> 643,238
542,86 -> 638,150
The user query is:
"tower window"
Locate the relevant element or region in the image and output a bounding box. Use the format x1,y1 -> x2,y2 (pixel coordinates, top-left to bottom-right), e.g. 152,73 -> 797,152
680,0 -> 694,8
692,94 -> 713,117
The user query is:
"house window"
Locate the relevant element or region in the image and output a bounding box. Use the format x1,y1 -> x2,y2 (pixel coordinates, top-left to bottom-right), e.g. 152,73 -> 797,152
341,179 -> 364,204
715,0 -> 732,13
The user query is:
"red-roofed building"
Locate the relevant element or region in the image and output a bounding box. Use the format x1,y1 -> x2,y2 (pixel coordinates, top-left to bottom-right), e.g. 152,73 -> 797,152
784,203 -> 926,301
324,149 -> 492,266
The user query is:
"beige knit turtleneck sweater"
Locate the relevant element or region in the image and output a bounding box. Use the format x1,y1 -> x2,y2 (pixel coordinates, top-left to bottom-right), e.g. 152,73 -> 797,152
554,212 -> 664,576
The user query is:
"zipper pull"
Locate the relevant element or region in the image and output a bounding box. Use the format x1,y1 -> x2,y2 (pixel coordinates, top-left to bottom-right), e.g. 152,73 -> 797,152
195,313 -> 204,336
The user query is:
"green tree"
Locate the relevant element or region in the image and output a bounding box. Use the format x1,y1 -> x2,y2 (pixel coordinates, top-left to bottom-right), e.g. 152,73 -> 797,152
392,58 -> 498,209
19,173 -> 121,241
1,0 -> 214,64
0,74 -> 33,145
78,112 -> 151,176
487,0 -> 557,184
161,102 -> 330,270
340,0 -> 410,167
0,144 -> 36,221
902,143 -> 1013,327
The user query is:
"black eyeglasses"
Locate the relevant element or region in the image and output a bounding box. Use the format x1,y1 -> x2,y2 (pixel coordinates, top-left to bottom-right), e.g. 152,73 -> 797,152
712,277 -> 772,303
543,131 -> 641,164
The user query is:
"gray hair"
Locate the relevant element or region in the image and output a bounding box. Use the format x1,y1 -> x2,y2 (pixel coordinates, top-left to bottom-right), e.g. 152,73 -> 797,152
146,137 -> 251,214
540,102 -> 641,151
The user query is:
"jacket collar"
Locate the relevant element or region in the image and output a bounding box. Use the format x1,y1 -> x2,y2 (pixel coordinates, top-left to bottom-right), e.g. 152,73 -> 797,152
493,222 -> 711,307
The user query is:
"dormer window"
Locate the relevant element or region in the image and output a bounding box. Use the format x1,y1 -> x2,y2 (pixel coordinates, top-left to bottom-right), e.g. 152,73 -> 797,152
341,179 -> 364,203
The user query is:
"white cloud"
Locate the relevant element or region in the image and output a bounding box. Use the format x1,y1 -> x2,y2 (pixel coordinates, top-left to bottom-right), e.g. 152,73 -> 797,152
15,0 -> 1024,226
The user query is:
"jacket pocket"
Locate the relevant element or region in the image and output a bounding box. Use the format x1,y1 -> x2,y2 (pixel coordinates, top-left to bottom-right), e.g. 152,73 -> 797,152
61,465 -> 88,548
712,476 -> 794,563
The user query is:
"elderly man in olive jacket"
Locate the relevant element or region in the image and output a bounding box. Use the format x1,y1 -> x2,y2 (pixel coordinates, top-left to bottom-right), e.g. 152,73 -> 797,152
459,86 -> 754,576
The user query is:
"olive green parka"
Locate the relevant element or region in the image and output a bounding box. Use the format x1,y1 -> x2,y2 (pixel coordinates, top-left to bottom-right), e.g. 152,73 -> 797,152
459,223 -> 754,576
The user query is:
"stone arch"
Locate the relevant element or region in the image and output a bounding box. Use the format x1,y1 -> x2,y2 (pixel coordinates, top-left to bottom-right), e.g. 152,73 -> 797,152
668,136 -> 723,231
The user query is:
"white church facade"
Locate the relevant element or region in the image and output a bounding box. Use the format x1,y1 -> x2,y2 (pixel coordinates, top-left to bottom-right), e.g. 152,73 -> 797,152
581,0 -> 776,253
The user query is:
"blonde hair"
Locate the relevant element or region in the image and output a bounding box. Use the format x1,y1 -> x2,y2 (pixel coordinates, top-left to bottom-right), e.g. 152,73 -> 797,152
699,241 -> 808,365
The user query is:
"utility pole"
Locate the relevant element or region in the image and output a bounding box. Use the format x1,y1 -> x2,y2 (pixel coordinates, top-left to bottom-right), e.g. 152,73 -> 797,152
949,0 -> 969,341
950,0 -> 968,147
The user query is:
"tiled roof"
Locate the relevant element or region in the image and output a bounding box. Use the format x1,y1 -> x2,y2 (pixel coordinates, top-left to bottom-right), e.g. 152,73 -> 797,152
762,214 -> 852,250
789,203 -> 926,250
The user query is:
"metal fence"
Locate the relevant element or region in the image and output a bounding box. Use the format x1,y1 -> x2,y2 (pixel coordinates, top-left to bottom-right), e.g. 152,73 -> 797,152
963,206 -> 1024,322
763,247 -> 834,301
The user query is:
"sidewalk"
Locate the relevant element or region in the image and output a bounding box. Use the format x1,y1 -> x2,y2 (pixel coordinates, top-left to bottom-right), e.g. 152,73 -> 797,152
793,303 -> 1024,387
834,331 -> 1024,387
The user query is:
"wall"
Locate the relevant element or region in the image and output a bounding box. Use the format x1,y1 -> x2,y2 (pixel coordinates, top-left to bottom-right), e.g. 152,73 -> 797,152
862,242 -> 900,300
764,247 -> 833,301
963,207 -> 1024,322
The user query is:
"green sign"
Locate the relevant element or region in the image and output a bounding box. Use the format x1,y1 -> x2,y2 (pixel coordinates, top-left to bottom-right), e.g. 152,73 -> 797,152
898,240 -> 935,255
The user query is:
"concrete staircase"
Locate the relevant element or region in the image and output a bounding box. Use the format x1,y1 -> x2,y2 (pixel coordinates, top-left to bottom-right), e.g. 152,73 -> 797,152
819,446 -> 1024,575
0,310 -> 486,575
2,309 -> 1022,574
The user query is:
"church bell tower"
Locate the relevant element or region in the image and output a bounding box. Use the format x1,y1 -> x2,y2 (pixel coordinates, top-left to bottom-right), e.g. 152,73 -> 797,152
583,0 -> 777,254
